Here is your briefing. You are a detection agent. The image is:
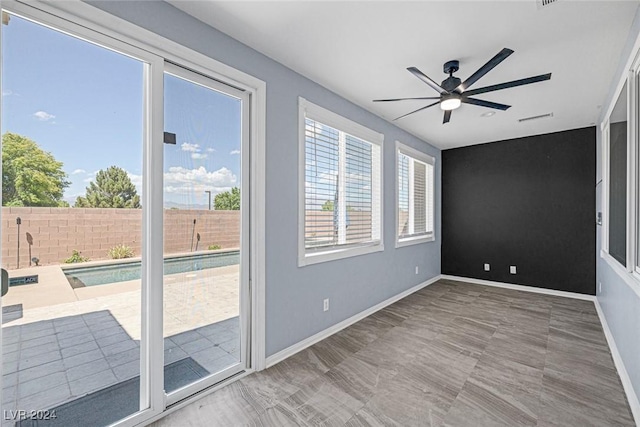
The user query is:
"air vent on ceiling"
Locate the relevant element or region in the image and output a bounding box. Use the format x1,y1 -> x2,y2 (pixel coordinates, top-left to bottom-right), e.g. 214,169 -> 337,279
518,112 -> 554,123
536,0 -> 560,10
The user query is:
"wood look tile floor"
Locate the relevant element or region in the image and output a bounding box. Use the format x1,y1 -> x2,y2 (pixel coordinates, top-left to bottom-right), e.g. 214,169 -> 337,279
152,279 -> 635,427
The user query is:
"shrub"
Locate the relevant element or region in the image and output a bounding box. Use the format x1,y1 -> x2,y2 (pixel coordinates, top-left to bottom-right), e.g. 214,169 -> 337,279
208,244 -> 222,250
64,250 -> 89,264
108,244 -> 134,259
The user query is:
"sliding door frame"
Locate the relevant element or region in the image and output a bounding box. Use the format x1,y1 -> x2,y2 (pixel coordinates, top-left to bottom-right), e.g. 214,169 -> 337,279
162,62 -> 251,406
0,1 -> 267,425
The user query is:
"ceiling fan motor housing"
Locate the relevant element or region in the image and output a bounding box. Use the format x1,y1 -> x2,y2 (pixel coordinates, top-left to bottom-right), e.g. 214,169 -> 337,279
443,60 -> 459,75
442,60 -> 461,92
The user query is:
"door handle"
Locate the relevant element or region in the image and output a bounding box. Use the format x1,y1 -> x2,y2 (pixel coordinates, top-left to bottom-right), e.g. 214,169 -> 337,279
1,268 -> 8,296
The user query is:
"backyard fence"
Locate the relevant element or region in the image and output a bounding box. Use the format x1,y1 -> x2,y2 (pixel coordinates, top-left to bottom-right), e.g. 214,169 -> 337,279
1,207 -> 240,269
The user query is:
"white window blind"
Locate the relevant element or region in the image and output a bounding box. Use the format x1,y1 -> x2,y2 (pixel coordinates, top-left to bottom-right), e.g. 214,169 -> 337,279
397,143 -> 434,244
300,98 -> 383,264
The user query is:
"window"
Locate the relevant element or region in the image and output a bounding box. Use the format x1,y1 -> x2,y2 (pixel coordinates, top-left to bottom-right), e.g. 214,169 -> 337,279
608,81 -> 628,266
299,98 -> 383,266
396,142 -> 435,247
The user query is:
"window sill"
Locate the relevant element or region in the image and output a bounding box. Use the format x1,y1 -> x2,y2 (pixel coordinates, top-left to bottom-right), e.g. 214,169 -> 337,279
600,250 -> 640,299
395,234 -> 435,248
299,242 -> 384,267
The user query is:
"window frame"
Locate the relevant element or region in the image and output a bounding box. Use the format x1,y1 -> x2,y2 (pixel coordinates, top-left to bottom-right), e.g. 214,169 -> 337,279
604,79 -> 630,268
395,141 -> 435,248
298,97 -> 384,267
601,46 -> 640,293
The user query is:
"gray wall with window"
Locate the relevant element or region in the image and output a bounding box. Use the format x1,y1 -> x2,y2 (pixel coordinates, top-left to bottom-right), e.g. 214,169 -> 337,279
90,1 -> 441,357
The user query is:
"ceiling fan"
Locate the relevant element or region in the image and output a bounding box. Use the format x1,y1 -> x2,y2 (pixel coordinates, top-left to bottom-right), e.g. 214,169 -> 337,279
373,48 -> 551,124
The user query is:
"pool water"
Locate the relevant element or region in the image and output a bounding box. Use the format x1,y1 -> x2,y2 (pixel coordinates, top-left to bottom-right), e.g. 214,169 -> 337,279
64,251 -> 240,287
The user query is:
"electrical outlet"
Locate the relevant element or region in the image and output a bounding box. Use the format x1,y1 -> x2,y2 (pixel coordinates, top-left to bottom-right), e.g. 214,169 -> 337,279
415,266 -> 419,275
510,265 -> 517,274
484,263 -> 490,271
323,298 -> 329,312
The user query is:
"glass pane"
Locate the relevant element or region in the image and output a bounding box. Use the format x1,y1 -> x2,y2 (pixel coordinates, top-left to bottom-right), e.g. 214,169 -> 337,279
163,71 -> 242,394
413,161 -> 427,234
398,154 -> 409,237
426,163 -> 434,234
345,135 -> 372,244
2,13 -> 144,425
609,81 -> 627,266
304,119 -> 339,249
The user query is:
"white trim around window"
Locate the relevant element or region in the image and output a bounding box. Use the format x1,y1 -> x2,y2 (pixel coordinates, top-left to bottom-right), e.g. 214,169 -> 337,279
298,97 -> 384,267
600,27 -> 640,292
395,141 -> 435,248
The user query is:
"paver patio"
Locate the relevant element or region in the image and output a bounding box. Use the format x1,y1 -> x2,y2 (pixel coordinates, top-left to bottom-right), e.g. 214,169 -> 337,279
1,263 -> 240,427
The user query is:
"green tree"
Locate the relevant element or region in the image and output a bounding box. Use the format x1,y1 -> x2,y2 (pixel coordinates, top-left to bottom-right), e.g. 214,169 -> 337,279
75,166 -> 141,208
214,187 -> 240,210
321,200 -> 355,211
2,132 -> 70,207
321,200 -> 334,211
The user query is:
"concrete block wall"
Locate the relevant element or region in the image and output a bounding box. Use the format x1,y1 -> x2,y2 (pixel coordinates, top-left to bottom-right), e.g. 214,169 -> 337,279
1,207 -> 240,269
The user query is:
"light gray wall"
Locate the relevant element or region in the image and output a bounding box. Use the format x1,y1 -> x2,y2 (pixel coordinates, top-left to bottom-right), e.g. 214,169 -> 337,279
596,5 -> 640,406
89,1 -> 441,357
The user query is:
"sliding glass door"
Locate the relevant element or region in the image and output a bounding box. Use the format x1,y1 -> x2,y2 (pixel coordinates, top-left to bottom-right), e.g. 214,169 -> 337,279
162,64 -> 249,404
0,11 -> 149,427
0,3 -> 253,425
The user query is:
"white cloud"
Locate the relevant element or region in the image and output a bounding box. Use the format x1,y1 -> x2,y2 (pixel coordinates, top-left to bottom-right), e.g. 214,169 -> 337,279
82,170 -> 99,183
181,142 -> 210,159
2,90 -> 12,97
229,149 -> 241,155
164,166 -> 237,195
127,171 -> 142,191
71,169 -> 86,175
34,111 -> 55,121
181,142 -> 200,152
206,148 -> 216,153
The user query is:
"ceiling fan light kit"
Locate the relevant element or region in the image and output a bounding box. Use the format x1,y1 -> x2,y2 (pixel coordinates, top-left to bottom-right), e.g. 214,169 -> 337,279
373,48 -> 551,124
440,94 -> 461,111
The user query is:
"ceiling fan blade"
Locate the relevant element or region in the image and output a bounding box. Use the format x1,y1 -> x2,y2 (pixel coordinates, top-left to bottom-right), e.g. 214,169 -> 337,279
373,97 -> 441,102
393,101 -> 440,121
455,48 -> 514,92
407,67 -> 448,94
443,110 -> 452,124
462,97 -> 511,111
463,73 -> 552,97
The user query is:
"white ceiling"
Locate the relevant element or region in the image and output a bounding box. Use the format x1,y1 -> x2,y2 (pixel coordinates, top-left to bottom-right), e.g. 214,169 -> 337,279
169,0 -> 638,149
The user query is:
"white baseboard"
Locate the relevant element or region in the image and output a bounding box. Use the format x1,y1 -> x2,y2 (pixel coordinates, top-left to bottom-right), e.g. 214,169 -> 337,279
441,275 -> 596,301
265,275 -> 441,368
594,300 -> 640,425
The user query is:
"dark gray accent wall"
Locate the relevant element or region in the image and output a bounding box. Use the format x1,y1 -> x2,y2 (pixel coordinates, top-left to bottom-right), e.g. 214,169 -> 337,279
442,127 -> 596,294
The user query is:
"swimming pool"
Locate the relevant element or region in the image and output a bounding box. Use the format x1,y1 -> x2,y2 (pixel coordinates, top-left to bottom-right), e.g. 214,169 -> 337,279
64,251 -> 240,287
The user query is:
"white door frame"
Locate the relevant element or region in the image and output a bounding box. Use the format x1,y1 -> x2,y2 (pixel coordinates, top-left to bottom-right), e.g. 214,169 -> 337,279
0,1 -> 267,425
162,62 -> 251,406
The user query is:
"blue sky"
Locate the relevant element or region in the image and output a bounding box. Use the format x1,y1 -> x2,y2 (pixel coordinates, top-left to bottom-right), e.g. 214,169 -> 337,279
1,14 -> 241,208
